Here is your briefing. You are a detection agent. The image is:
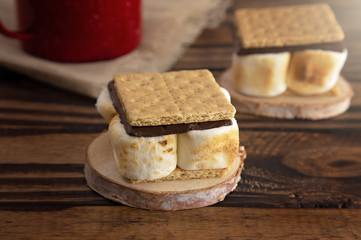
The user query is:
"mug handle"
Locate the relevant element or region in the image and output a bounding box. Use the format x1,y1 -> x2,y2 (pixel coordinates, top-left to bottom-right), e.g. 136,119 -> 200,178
0,18 -> 32,40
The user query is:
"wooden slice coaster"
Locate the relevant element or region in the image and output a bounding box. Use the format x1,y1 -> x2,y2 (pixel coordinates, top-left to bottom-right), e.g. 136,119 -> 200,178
218,68 -> 354,120
84,131 -> 246,211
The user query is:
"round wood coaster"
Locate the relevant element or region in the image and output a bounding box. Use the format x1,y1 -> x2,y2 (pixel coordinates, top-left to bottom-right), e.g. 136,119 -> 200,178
84,131 -> 245,211
218,68 -> 354,120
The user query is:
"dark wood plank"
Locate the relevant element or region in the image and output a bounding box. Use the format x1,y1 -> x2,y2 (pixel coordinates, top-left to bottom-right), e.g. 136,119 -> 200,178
0,71 -> 360,208
1,129 -> 360,208
0,1 -> 361,239
192,26 -> 234,46
0,206 -> 360,240
0,133 -> 101,164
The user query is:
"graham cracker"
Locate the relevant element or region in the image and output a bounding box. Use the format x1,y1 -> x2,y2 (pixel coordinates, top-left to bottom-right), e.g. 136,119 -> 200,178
113,73 -> 183,126
235,3 -> 345,49
113,70 -> 235,126
130,167 -> 229,184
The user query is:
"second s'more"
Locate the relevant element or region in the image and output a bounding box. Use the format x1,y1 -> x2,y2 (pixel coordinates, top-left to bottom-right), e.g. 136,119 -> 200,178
232,3 -> 347,97
96,69 -> 242,183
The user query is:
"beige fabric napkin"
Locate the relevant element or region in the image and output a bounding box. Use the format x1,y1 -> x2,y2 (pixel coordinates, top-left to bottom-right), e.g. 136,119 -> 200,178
0,0 -> 231,98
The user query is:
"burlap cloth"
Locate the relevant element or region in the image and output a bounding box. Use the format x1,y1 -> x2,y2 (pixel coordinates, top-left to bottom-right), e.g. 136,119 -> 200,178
0,0 -> 231,98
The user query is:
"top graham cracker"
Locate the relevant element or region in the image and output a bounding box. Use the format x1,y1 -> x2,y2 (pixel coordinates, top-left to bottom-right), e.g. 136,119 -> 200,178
113,70 -> 236,126
235,3 -> 345,49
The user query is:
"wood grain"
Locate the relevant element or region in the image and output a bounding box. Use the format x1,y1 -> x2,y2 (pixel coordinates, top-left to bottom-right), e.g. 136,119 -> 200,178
0,0 -> 361,238
0,207 -> 360,240
1,70 -> 359,206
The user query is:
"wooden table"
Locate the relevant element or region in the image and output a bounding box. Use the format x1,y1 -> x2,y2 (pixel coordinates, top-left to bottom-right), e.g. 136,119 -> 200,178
1,0 -> 361,239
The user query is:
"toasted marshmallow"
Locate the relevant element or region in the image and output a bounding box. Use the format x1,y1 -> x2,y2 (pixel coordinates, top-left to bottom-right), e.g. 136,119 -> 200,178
287,49 -> 347,95
232,52 -> 290,97
177,118 -> 239,170
95,87 -> 117,123
109,116 -> 177,181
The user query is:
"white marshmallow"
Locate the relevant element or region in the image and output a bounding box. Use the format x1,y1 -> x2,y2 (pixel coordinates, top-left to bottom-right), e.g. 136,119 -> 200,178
95,87 -> 117,123
220,87 -> 231,102
177,118 -> 239,170
232,52 -> 290,97
109,116 -> 177,181
287,49 -> 347,95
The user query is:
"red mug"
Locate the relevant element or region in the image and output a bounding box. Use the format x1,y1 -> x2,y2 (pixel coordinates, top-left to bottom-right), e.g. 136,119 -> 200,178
0,0 -> 142,62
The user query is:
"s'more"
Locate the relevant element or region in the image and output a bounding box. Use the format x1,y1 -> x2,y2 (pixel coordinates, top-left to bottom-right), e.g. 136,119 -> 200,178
96,69 -> 243,183
232,3 -> 347,97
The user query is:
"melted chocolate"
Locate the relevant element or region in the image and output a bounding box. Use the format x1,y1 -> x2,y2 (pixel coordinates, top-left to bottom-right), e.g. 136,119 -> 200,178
108,81 -> 232,137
